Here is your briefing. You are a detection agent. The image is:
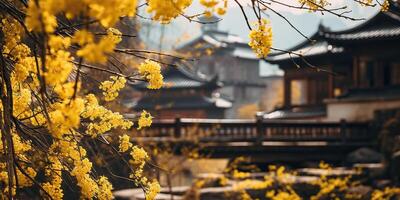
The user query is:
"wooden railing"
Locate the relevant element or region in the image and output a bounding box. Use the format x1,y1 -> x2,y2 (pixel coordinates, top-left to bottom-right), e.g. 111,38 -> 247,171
137,118 -> 373,144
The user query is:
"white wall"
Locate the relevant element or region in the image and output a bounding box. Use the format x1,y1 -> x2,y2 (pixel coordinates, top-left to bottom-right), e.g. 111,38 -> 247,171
326,99 -> 400,122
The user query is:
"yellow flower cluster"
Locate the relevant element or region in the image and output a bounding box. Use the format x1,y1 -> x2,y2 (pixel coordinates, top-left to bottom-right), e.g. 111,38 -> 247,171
85,0 -> 138,27
1,0 -> 165,199
42,156 -> 64,199
47,98 -> 85,138
75,28 -> 122,64
310,162 -> 351,200
248,19 -> 273,58
82,94 -> 133,137
72,158 -> 99,198
2,17 -> 39,86
97,176 -> 114,200
357,0 -> 373,5
138,60 -> 164,89
99,76 -> 127,101
16,167 -> 37,188
12,88 -> 32,117
311,176 -> 350,200
298,0 -> 328,11
125,145 -> 160,199
45,36 -> 74,86
138,110 -> 153,130
232,169 -> 251,179
48,139 -> 114,199
200,0 -> 228,17
234,179 -> 273,190
25,0 -> 58,33
146,180 -> 161,200
146,0 -> 193,23
266,189 -> 301,200
131,146 -> 149,165
12,56 -> 37,83
240,191 -> 253,200
129,146 -> 149,184
25,0 -> 138,32
381,0 -> 390,12
54,82 -> 80,100
0,131 -> 37,194
119,134 -> 133,152
0,18 -> 25,55
371,187 -> 400,200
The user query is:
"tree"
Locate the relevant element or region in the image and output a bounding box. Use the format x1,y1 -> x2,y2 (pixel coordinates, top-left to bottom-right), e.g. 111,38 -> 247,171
0,0 -> 386,199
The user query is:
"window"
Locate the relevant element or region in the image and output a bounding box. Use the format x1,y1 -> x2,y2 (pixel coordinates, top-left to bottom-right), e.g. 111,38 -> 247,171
290,78 -> 329,106
290,79 -> 308,106
359,60 -> 375,88
390,63 -> 400,85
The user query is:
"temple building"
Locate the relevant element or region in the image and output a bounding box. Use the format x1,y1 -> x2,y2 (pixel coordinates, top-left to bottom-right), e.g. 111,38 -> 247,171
177,15 -> 268,118
264,2 -> 400,122
131,63 -> 231,119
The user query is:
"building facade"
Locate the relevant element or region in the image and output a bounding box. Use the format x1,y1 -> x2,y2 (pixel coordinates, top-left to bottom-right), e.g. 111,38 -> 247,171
264,3 -> 400,122
131,63 -> 231,119
177,16 -> 267,118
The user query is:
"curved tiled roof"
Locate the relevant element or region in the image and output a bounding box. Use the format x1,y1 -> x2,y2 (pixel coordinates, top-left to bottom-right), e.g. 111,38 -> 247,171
266,3 -> 400,63
265,30 -> 344,64
322,2 -> 400,43
177,30 -> 258,60
131,63 -> 221,90
134,95 -> 231,110
263,106 -> 326,119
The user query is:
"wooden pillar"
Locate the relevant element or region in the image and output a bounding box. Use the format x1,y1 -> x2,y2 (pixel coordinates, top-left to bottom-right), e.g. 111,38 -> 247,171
174,117 -> 181,139
255,115 -> 264,146
328,65 -> 334,98
340,119 -> 347,144
284,77 -> 291,108
375,61 -> 384,88
353,57 -> 359,88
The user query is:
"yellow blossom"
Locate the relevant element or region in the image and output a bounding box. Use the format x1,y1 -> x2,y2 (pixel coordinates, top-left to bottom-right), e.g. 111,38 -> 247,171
145,180 -> 161,200
146,0 -> 193,23
138,110 -> 153,130
81,94 -> 133,137
138,60 -> 164,89
99,76 -> 126,101
232,169 -> 251,179
200,0 -> 227,17
381,0 -> 390,12
97,176 -> 114,200
25,0 -> 58,33
298,0 -> 328,11
248,19 -> 273,58
119,134 -> 133,152
371,187 -> 400,200
130,146 -> 149,165
73,30 -> 95,46
76,28 -> 122,64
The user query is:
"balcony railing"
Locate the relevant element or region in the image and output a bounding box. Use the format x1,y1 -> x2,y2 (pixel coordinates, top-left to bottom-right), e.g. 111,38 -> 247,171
137,118 -> 373,144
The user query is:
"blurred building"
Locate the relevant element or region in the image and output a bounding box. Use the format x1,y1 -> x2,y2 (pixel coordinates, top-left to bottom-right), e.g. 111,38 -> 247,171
131,63 -> 231,119
264,3 -> 400,122
177,15 -> 270,118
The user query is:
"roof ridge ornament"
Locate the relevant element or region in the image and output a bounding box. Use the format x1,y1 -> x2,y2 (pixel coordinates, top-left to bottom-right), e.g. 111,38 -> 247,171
317,21 -> 330,34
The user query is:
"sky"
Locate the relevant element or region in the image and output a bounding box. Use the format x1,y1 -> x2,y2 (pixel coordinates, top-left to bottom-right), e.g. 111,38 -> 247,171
138,0 -> 380,76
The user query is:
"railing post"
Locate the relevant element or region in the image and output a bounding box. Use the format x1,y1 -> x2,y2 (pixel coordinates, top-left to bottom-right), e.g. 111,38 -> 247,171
340,119 -> 347,143
256,114 -> 264,145
174,117 -> 181,139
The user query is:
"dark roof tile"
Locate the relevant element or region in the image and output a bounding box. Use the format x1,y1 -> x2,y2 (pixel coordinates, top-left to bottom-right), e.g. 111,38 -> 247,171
131,63 -> 221,90
134,95 -> 231,110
